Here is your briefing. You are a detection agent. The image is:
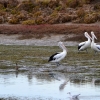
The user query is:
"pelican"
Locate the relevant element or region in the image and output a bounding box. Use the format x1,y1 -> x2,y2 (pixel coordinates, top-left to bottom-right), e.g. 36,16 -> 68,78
67,92 -> 80,100
78,32 -> 91,52
91,31 -> 100,54
48,41 -> 67,66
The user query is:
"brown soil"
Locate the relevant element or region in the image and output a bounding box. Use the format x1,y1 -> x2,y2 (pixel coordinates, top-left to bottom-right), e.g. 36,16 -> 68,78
0,23 -> 100,46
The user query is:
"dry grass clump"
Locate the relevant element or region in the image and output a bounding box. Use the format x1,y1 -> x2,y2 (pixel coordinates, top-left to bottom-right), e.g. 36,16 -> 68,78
0,3 -> 4,9
66,0 -> 81,8
33,11 -> 42,17
8,17 -> 19,24
84,13 -> 98,24
22,16 -> 44,25
81,0 -> 93,4
16,0 -> 35,12
94,3 -> 100,10
0,0 -> 99,24
76,8 -> 86,18
17,13 -> 28,21
35,16 -> 45,24
22,19 -> 35,25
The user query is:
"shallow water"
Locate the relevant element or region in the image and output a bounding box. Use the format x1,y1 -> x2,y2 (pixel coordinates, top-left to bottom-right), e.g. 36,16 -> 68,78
0,71 -> 100,100
0,45 -> 100,100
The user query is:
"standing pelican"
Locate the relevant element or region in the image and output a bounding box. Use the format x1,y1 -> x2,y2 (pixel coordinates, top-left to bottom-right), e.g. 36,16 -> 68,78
78,32 -> 91,52
48,41 -> 67,66
91,31 -> 100,53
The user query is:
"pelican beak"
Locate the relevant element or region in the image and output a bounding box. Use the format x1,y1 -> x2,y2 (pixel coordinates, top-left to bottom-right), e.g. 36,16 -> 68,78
91,31 -> 97,40
94,35 -> 97,40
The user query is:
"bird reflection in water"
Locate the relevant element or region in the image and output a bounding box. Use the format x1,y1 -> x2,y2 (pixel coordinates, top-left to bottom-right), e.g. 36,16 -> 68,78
49,72 -> 69,91
15,63 -> 19,77
59,80 -> 69,91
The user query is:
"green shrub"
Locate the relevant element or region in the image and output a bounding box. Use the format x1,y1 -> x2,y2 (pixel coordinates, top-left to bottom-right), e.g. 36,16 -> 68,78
55,6 -> 62,11
22,20 -> 35,25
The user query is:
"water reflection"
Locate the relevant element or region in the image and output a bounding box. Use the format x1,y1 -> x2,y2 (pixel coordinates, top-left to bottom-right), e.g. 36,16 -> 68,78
15,71 -> 18,78
0,71 -> 100,100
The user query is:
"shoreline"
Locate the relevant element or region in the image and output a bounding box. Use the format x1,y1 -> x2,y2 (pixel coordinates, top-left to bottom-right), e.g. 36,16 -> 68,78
0,34 -> 78,46
0,23 -> 100,46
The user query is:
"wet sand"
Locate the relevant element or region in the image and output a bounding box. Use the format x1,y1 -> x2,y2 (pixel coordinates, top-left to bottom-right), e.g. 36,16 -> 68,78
0,34 -> 78,46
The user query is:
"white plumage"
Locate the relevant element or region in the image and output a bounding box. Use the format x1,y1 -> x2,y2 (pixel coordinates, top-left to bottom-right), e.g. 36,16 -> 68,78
78,32 -> 91,52
91,31 -> 100,53
48,41 -> 67,66
67,92 -> 80,100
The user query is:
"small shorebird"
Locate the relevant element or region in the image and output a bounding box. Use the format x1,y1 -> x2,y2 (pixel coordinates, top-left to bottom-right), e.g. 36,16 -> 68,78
78,32 -> 91,52
48,41 -> 67,66
15,63 -> 19,71
67,92 -> 80,100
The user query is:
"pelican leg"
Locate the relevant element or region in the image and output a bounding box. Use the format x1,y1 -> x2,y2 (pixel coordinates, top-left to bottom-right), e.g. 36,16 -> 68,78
56,62 -> 60,66
78,50 -> 80,53
86,49 -> 88,53
94,51 -> 98,55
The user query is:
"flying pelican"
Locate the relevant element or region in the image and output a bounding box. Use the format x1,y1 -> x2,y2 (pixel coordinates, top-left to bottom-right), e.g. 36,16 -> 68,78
91,31 -> 100,54
67,92 -> 80,100
78,32 -> 91,52
48,41 -> 67,66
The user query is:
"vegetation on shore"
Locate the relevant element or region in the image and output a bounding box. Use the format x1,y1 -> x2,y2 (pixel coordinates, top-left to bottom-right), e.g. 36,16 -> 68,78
0,0 -> 100,42
0,0 -> 100,25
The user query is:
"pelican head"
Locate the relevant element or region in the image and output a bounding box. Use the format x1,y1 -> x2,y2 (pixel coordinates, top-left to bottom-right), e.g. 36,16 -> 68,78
58,41 -> 66,51
84,32 -> 88,36
91,31 -> 97,40
84,32 -> 92,39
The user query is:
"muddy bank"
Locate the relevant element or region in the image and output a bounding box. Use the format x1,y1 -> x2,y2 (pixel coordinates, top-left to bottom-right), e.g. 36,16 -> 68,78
0,34 -> 78,46
0,23 -> 100,46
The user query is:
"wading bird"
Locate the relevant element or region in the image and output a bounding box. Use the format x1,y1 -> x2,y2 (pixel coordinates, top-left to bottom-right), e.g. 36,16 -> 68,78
78,32 -> 91,52
91,31 -> 100,54
48,41 -> 67,66
67,92 -> 80,100
15,63 -> 19,71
